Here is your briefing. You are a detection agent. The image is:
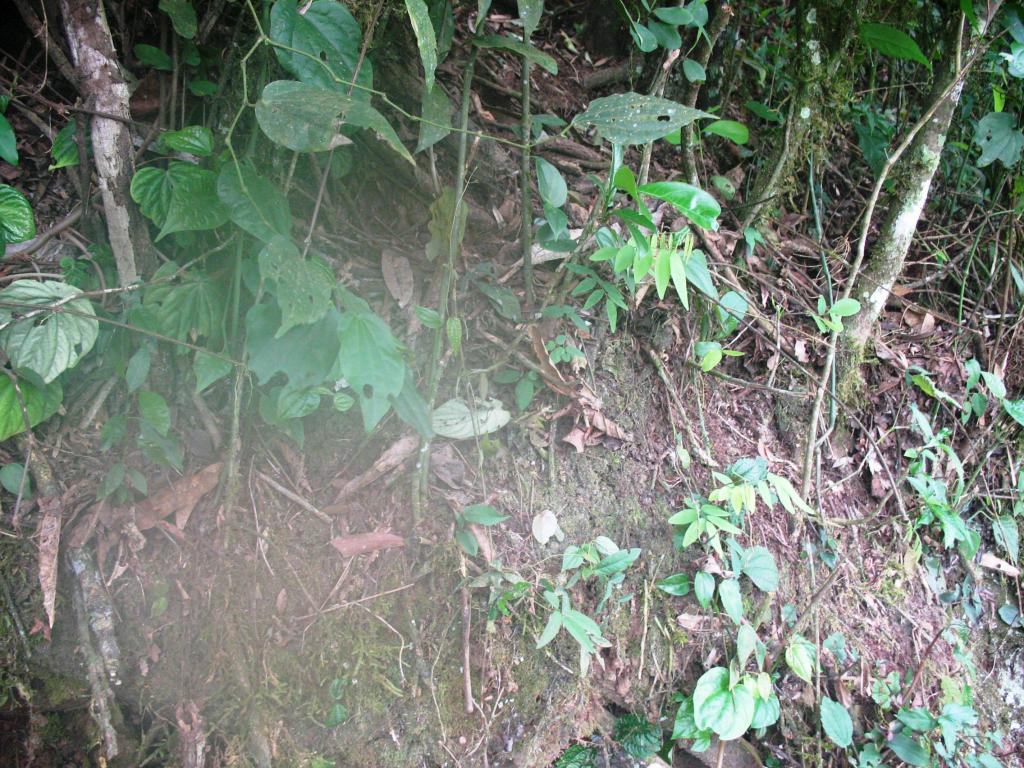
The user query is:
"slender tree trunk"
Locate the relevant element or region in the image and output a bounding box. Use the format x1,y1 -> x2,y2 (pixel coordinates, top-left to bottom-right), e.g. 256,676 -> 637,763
837,11 -> 994,387
60,0 -> 153,286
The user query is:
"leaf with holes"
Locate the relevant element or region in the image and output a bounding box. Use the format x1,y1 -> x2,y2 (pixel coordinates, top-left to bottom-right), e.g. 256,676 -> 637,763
0,184 -> 35,246
0,280 -> 97,383
269,0 -> 371,96
974,112 -> 1024,168
217,163 -> 292,243
0,376 -> 62,442
573,93 -> 713,145
245,303 -> 340,388
336,307 -> 406,431
259,237 -> 334,337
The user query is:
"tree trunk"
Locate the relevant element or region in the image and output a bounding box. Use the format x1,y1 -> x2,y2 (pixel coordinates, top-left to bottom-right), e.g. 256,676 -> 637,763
60,0 -> 153,286
837,11 -> 992,387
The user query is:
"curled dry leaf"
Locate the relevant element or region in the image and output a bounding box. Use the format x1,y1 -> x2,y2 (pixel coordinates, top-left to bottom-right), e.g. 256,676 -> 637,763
36,496 -> 62,628
381,249 -> 415,307
111,463 -> 222,532
331,532 -> 405,558
329,434 -> 419,500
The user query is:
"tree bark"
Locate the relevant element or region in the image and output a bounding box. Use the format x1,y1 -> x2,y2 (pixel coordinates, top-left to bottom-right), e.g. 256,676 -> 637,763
60,0 -> 153,286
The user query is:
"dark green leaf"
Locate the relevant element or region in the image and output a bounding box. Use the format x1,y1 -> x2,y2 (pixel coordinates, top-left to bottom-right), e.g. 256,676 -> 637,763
0,184 -> 35,244
475,35 -> 557,74
0,114 -> 17,166
270,0 -> 371,96
405,0 -> 438,89
194,351 -> 232,393
125,345 -> 151,393
613,713 -> 661,759
245,303 -> 340,388
158,0 -> 197,38
49,123 -> 79,170
138,390 -> 171,436
637,181 -> 720,230
718,577 -> 744,624
159,125 -> 213,156
157,164 -> 228,240
887,733 -> 929,766
860,23 -> 930,68
975,112 -> 1024,168
217,162 -> 292,243
0,376 -> 62,442
739,546 -> 778,592
682,58 -> 706,82
821,697 -> 853,748
134,44 -> 173,70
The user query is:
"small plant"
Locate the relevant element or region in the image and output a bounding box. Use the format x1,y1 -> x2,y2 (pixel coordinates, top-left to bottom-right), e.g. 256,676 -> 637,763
810,295 -> 862,334
454,503 -> 508,558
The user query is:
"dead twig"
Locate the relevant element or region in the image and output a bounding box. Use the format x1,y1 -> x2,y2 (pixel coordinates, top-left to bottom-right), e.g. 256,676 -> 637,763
257,470 -> 331,524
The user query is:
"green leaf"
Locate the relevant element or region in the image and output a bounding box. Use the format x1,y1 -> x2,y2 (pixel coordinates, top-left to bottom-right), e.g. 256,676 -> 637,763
138,390 -> 171,436
684,249 -> 718,299
0,376 -> 62,442
750,692 -> 780,729
993,515 -> 1019,562
594,548 -> 641,577
416,84 -> 453,153
337,306 -> 406,431
718,577 -> 743,624
637,181 -> 720,230
245,303 -> 340,388
258,238 -> 334,336
256,80 -> 412,163
654,6 -> 694,25
654,248 -> 671,300
0,114 -> 17,166
0,280 -> 98,383
897,707 -> 937,732
158,0 -> 197,38
0,184 -> 35,244
535,157 -> 567,207
887,733 -> 930,766
414,305 -> 442,328
131,167 -> 174,227
829,297 -> 861,318
744,100 -> 781,123
474,35 -> 557,75
974,112 -> 1024,168
785,635 -> 817,683
158,164 -> 229,240
739,546 -> 778,592
0,463 -> 28,496
820,697 -> 853,748
682,58 -> 706,82
405,0 -> 438,89
518,0 -> 543,37
158,125 -> 213,156
125,345 -> 151,393
736,623 -> 757,668
656,572 -> 692,596
573,93 -> 713,146
49,123 -> 79,170
554,744 -> 596,768
194,351 -> 232,393
536,610 -> 562,648
860,23 -> 930,68
703,120 -> 749,145
692,666 -> 754,740
1003,398 -> 1024,427
462,504 -> 508,526
613,713 -> 662,759
134,44 -> 173,70
694,570 -> 715,609
269,0 -> 371,96
188,79 -> 218,97
217,163 -> 292,243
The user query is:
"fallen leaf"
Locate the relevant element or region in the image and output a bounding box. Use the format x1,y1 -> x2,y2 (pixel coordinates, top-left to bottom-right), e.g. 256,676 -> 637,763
432,398 -> 511,440
329,434 -> 419,500
381,249 -> 415,307
531,510 -> 564,545
676,613 -> 709,631
36,496 -> 62,628
979,552 -> 1020,578
331,532 -> 405,558
113,463 -> 222,531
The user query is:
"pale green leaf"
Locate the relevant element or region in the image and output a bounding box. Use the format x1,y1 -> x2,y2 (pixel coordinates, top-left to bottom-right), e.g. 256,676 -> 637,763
573,93 -> 713,145
474,35 -> 557,74
820,697 -> 853,748
405,0 -> 438,89
860,23 -> 930,68
0,376 -> 62,442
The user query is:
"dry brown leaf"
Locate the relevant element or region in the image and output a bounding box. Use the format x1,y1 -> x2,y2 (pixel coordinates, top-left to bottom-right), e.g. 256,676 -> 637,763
381,249 -> 415,307
331,532 -> 405,558
36,496 -> 62,628
979,552 -> 1020,578
562,426 -> 589,453
587,409 -> 633,442
115,463 -> 222,532
329,434 -> 419,500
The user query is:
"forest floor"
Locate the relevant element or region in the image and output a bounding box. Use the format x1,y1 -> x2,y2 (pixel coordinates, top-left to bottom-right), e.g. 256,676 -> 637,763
1,3 -> 1023,768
